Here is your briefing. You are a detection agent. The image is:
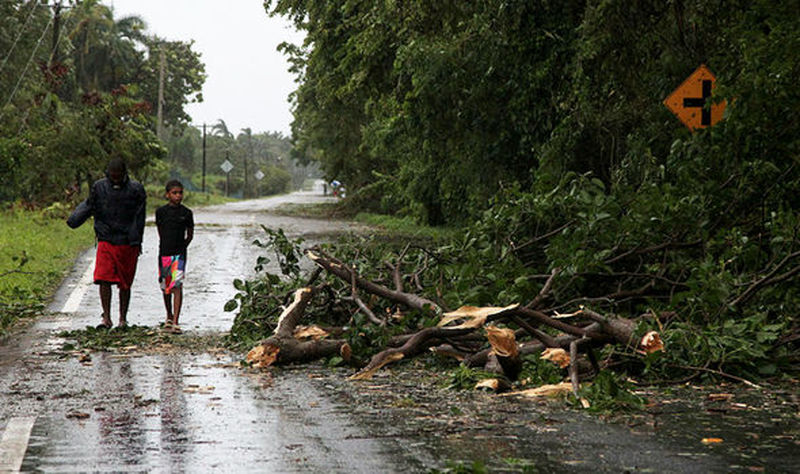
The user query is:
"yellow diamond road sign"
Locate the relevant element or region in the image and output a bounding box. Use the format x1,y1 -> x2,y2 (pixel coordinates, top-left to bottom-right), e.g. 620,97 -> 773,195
663,64 -> 727,131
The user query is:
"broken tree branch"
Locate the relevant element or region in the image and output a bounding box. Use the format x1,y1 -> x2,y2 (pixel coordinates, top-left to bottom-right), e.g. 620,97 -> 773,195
509,315 -> 559,348
603,239 -> 703,265
349,261 -> 384,326
247,287 -> 351,367
525,267 -> 560,309
569,339 -> 580,396
351,326 -> 474,380
307,248 -> 442,314
512,307 -> 586,337
731,250 -> 800,307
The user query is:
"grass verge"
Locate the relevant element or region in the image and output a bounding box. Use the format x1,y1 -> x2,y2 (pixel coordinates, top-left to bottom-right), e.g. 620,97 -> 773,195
353,212 -> 458,241
0,210 -> 94,335
271,200 -> 458,241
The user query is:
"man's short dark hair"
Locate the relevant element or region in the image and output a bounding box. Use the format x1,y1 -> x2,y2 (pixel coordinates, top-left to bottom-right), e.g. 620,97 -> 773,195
107,157 -> 127,174
165,179 -> 183,192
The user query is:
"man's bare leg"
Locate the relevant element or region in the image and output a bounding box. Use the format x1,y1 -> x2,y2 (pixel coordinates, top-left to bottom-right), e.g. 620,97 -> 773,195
118,287 -> 131,327
99,283 -> 112,327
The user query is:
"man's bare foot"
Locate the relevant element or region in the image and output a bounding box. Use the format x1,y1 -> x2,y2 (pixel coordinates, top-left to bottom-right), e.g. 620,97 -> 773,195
167,325 -> 182,334
117,319 -> 128,328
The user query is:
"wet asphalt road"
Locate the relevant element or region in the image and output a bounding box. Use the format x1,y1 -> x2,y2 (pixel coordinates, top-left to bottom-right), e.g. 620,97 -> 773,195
0,191 -> 427,473
2,191 -> 798,473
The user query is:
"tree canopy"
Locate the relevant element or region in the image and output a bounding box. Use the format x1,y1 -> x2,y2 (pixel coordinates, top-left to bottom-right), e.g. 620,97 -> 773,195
268,0 -> 800,224
0,0 -> 206,203
263,0 -> 800,378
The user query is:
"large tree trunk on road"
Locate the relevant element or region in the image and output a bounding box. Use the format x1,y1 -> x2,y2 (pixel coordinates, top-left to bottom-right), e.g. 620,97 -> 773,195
247,287 -> 351,368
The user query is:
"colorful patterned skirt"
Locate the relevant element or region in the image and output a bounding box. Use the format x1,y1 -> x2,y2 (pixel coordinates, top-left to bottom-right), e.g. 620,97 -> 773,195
159,254 -> 186,294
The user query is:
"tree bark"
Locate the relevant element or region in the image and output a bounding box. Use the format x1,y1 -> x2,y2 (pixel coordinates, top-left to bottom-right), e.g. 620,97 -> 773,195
247,287 -> 350,367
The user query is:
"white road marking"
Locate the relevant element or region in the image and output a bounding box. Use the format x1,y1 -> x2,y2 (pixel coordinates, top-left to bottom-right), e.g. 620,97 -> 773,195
0,416 -> 36,472
61,260 -> 95,313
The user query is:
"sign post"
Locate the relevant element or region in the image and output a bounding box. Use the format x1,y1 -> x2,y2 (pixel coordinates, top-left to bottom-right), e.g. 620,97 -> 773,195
663,64 -> 727,131
220,159 -> 234,197
254,170 -> 264,197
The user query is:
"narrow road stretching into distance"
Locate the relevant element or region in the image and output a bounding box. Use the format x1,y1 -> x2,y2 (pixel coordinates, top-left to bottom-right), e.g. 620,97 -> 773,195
0,190 -> 433,472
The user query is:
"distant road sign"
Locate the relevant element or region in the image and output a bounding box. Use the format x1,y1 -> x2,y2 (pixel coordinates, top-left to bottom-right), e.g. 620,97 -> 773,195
254,170 -> 264,181
663,64 -> 727,131
220,159 -> 234,173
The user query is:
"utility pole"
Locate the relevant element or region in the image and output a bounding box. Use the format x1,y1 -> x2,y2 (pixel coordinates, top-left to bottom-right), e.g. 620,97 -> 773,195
48,1 -> 70,103
156,47 -> 166,139
244,134 -> 251,199
50,1 -> 62,66
202,123 -> 207,193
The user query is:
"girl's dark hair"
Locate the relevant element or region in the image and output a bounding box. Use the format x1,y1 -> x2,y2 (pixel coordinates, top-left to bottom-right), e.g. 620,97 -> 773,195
165,179 -> 183,192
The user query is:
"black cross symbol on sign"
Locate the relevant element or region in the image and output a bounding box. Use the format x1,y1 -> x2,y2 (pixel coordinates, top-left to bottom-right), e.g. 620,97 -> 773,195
683,80 -> 712,126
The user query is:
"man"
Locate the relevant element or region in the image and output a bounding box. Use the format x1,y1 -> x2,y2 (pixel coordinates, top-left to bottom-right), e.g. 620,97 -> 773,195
67,157 -> 146,328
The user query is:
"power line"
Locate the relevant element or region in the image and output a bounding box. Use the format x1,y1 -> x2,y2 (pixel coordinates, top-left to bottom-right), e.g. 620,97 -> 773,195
0,14 -> 53,122
0,1 -> 42,77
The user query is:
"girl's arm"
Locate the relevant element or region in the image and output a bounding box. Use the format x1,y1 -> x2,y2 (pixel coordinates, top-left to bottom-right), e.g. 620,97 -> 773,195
185,226 -> 194,248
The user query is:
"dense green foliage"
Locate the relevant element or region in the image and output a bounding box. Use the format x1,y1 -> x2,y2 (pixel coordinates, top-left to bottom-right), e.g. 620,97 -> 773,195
270,0 -> 800,225
161,121 -> 305,198
0,1 -> 311,206
0,0 -> 200,204
256,0 -> 799,380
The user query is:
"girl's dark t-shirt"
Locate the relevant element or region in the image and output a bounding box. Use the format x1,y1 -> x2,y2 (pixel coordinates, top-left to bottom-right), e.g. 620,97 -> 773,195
156,204 -> 194,256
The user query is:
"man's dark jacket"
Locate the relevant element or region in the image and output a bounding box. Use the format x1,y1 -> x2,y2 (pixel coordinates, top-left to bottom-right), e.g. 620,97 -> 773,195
67,172 -> 146,246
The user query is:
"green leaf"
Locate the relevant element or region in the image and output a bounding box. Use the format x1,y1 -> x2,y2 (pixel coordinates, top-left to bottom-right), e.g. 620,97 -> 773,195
224,300 -> 239,312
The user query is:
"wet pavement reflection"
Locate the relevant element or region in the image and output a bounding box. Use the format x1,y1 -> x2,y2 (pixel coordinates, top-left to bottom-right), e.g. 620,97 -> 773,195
16,352 -> 412,472
2,192 -> 413,472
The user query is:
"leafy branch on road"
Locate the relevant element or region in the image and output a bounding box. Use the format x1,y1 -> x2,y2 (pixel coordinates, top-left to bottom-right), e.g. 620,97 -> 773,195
227,175 -> 798,408
59,325 -> 227,353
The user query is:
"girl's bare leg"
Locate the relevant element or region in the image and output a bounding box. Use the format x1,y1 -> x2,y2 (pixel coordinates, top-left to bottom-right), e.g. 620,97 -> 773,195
162,291 -> 173,323
172,287 -> 183,326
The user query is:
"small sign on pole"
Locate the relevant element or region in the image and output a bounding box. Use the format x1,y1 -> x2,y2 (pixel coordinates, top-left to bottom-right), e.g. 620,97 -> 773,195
220,159 -> 234,174
663,64 -> 727,131
254,170 -> 264,181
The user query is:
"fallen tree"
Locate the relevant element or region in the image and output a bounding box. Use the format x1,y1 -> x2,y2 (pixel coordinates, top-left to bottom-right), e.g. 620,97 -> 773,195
233,156 -> 799,393
244,246 -> 665,396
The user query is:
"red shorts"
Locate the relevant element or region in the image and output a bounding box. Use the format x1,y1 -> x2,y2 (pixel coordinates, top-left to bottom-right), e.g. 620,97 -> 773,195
94,241 -> 140,290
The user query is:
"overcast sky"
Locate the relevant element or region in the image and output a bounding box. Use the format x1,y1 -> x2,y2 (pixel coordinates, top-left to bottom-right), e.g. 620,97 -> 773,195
107,0 -> 304,136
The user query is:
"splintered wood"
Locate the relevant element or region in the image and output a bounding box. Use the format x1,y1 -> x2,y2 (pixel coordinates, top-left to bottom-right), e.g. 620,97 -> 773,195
438,304 -> 519,329
486,326 -> 518,357
540,348 -> 570,368
246,344 -> 280,368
